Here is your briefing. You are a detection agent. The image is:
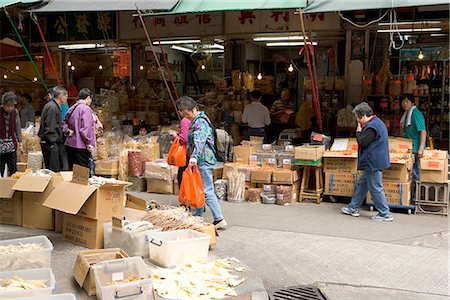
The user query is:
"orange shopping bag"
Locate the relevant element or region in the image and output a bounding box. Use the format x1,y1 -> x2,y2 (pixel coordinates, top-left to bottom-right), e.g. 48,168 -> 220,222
179,166 -> 205,208
167,136 -> 187,167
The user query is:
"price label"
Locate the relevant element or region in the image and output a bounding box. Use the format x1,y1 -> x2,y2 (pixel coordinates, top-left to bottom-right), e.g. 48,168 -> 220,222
285,145 -> 294,152
283,159 -> 291,165
263,185 -> 272,192
112,272 -> 124,282
262,144 -> 271,150
268,158 -> 276,164
250,155 -> 258,161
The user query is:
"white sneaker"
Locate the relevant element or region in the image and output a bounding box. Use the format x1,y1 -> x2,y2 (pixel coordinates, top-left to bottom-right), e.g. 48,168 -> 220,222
214,219 -> 228,230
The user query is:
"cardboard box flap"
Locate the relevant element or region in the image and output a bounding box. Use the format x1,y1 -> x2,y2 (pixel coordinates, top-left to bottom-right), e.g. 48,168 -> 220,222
101,181 -> 132,188
126,194 -> 147,211
421,160 -> 446,171
12,175 -> 52,192
43,182 -> 97,214
73,253 -> 90,287
323,150 -> 358,158
0,178 -> 17,198
60,171 -> 73,182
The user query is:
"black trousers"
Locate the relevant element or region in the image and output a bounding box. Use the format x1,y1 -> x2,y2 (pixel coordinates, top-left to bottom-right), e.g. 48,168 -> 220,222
66,145 -> 91,170
0,151 -> 17,176
41,142 -> 65,172
270,123 -> 287,143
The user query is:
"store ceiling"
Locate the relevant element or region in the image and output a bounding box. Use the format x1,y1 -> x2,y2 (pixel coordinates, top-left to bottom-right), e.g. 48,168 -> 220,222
0,0 -> 37,8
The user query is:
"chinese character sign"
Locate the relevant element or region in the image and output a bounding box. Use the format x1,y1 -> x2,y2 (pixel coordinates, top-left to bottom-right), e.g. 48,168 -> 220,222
113,50 -> 130,77
31,13 -> 116,43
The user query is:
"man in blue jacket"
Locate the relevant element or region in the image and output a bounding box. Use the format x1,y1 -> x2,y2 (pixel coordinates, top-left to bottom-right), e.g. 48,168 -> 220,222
341,102 -> 393,222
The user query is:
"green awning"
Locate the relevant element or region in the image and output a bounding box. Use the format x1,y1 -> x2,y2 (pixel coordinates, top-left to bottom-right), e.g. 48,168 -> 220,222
304,0 -> 450,13
0,0 -> 39,8
142,0 -> 307,16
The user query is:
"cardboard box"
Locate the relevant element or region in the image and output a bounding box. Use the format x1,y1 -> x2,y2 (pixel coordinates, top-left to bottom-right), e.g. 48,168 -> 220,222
73,248 -> 129,296
202,224 -> 217,246
63,213 -> 110,249
272,169 -> 300,185
43,166 -> 130,221
223,163 -> 253,182
420,150 -> 449,183
0,178 -> 17,199
95,159 -> 119,176
295,145 -> 325,161
323,156 -> 358,173
251,168 -> 273,184
324,172 -> 359,197
125,194 -> 148,211
144,159 -> 177,181
329,138 -> 358,152
388,137 -> 412,153
212,167 -> 223,181
383,157 -> 412,182
367,181 -> 411,206
14,174 -> 63,230
233,145 -> 256,164
146,178 -> 173,194
0,192 -> 23,226
54,210 -> 64,233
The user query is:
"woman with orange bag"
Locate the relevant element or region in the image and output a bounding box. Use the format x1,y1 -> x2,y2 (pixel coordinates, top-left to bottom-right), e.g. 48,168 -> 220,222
176,96 -> 227,230
174,114 -> 191,188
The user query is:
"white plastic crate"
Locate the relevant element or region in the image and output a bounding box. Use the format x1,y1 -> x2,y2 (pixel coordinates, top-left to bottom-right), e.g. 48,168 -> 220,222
147,229 -> 211,268
0,268 -> 55,298
3,294 -> 75,300
94,257 -> 153,300
0,236 -> 53,271
103,223 -> 113,249
111,226 -> 160,258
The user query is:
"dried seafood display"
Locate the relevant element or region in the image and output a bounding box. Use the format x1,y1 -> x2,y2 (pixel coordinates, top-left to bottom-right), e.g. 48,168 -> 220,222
143,207 -> 209,232
214,180 -> 228,202
27,152 -> 43,172
261,185 -> 277,204
247,188 -> 262,203
128,150 -> 143,177
276,185 -> 292,206
105,275 -> 144,286
122,221 -> 154,232
11,168 -> 32,179
152,257 -> 245,300
227,170 -> 245,203
0,243 -> 43,255
0,275 -> 47,291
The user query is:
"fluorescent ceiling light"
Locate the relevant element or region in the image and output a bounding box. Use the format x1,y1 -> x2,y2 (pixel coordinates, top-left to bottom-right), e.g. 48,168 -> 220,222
377,28 -> 442,33
58,43 -> 105,50
202,44 -> 224,50
203,49 -> 224,53
379,21 -> 442,26
171,45 -> 194,53
266,42 -> 318,47
430,33 -> 448,37
154,39 -> 201,45
254,36 -> 306,42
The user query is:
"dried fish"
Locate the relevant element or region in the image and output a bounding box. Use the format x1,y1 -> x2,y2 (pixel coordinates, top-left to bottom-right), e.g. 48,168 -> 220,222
105,274 -> 144,286
0,275 -> 47,291
152,258 -> 245,300
0,243 -> 43,256
143,207 -> 209,232
214,180 -> 228,202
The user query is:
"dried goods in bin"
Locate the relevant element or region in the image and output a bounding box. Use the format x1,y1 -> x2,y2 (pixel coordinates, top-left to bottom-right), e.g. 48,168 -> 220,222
0,275 -> 48,291
247,188 -> 262,203
214,179 -> 228,202
128,150 -> 143,177
277,185 -> 292,206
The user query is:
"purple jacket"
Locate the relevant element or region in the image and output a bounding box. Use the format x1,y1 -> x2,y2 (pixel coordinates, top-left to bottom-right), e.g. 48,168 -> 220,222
63,101 -> 95,149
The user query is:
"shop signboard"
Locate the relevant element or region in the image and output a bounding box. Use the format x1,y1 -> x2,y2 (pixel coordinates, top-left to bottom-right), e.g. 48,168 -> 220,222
30,12 -> 117,43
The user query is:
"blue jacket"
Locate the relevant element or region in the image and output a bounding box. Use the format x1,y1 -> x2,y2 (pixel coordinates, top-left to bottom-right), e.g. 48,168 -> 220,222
358,116 -> 390,171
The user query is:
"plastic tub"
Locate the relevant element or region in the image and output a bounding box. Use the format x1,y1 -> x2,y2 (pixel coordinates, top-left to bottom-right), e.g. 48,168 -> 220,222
103,223 -> 113,249
0,236 -> 53,271
0,268 -> 55,298
94,257 -> 153,300
111,226 -> 160,258
147,229 -> 211,268
4,294 -> 76,300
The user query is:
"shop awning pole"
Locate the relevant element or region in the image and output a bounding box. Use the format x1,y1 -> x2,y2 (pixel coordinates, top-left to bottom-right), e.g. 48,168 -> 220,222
31,13 -> 61,86
150,19 -> 180,100
298,8 -> 322,131
4,8 -> 48,91
136,7 -> 181,120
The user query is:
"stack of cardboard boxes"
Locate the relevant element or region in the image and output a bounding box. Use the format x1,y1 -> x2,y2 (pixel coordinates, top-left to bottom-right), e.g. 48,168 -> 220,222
224,138 -> 301,204
144,159 -> 178,195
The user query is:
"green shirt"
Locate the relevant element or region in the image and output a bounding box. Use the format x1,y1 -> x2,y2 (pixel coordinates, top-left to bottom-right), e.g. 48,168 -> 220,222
403,108 -> 426,153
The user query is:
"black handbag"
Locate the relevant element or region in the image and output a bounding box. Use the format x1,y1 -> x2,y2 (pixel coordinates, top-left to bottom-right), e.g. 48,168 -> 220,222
0,138 -> 15,154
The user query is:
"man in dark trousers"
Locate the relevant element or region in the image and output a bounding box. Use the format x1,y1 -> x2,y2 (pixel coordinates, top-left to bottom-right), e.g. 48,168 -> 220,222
38,86 -> 68,172
341,102 -> 393,222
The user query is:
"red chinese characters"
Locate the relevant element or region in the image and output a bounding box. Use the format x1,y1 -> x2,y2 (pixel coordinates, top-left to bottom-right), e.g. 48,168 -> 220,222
271,11 -> 289,22
239,11 -> 256,24
174,15 -> 189,25
196,13 -> 212,25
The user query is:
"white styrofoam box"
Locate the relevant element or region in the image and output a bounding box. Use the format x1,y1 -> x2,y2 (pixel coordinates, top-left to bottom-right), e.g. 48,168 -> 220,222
110,226 -> 161,258
94,257 -> 153,300
147,229 -> 211,268
4,294 -> 76,300
103,223 -> 112,249
0,236 -> 53,271
0,268 -> 55,298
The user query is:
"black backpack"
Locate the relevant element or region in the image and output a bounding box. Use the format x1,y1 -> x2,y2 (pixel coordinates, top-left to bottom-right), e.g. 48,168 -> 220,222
199,116 -> 234,162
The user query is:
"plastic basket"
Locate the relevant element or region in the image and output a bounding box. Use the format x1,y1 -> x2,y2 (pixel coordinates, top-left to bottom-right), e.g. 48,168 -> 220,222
0,268 -> 55,298
0,236 -> 53,271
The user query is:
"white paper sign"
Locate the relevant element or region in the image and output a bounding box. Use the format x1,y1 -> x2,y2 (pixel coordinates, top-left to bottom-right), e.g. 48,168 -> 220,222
263,185 -> 272,192
331,139 -> 349,151
250,155 -> 258,161
283,159 -> 291,165
285,145 -> 294,152
268,158 -> 276,164
112,272 -> 124,282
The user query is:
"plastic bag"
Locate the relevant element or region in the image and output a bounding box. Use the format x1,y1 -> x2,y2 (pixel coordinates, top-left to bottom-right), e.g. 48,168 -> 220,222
179,166 -> 205,209
167,137 -> 187,167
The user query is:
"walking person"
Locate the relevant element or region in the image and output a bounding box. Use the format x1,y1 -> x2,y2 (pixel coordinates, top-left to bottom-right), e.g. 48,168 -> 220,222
242,89 -> 271,142
38,86 -> 68,172
176,96 -> 227,230
63,88 -> 96,171
174,114 -> 191,189
341,102 -> 393,222
20,93 -> 35,127
0,92 -> 22,176
400,94 -> 426,198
